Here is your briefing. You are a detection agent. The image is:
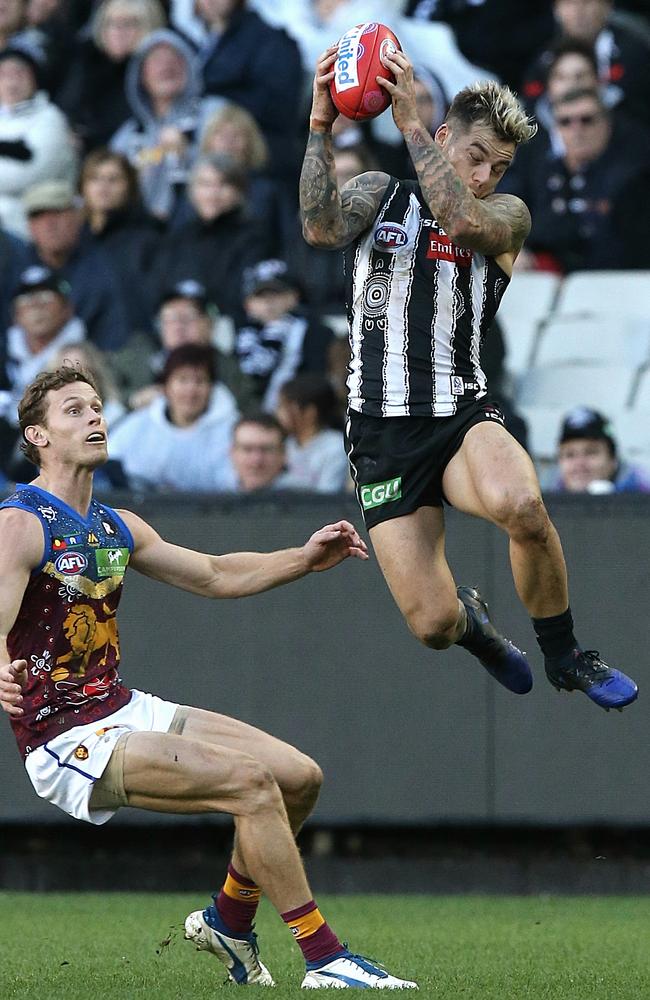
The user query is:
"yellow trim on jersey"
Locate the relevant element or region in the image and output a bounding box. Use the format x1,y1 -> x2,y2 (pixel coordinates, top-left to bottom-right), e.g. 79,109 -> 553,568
43,563 -> 124,598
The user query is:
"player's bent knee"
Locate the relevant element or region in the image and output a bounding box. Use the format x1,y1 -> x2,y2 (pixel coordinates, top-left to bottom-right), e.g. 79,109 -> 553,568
237,757 -> 284,816
408,608 -> 460,650
494,493 -> 550,545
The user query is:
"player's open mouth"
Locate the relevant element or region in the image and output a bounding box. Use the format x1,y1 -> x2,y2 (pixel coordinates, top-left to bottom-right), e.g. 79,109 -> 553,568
86,432 -> 105,443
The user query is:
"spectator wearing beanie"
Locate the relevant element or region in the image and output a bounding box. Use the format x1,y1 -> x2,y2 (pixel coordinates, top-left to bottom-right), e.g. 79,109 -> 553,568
548,406 -> 650,493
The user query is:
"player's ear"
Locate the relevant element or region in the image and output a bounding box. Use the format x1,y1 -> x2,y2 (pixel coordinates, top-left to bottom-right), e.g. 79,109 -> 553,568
24,424 -> 48,448
434,123 -> 449,148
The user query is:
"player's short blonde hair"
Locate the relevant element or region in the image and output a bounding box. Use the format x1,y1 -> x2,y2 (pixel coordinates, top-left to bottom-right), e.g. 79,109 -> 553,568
447,80 -> 537,146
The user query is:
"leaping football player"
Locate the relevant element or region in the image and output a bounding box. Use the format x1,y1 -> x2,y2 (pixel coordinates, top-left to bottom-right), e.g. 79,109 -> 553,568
299,44 -> 638,711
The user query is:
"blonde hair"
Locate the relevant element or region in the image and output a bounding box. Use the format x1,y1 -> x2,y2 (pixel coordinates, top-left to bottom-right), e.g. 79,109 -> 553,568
93,0 -> 167,48
200,104 -> 269,172
447,80 -> 537,145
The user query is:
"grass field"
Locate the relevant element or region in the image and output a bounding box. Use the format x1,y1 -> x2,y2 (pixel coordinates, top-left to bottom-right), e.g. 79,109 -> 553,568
2,893 -> 649,998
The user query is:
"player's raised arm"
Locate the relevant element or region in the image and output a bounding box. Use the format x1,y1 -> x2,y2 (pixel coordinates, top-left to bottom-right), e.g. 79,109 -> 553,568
300,45 -> 390,249
120,510 -> 368,599
378,50 -> 533,257
0,509 -> 44,717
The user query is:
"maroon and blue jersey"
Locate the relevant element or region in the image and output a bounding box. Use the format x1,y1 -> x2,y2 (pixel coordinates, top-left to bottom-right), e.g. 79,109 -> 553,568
2,484 -> 134,757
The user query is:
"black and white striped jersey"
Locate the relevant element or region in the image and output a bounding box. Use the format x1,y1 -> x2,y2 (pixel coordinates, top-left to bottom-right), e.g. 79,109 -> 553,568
343,177 -> 510,417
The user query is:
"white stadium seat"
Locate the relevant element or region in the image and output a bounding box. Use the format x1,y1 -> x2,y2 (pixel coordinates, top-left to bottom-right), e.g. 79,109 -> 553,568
628,366 -> 650,412
517,405 -> 565,462
516,363 -> 635,410
498,271 -> 561,380
612,408 -> 650,464
554,270 -> 650,319
532,315 -> 650,369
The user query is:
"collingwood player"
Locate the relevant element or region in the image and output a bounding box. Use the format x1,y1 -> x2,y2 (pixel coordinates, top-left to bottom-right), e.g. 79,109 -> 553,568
299,44 -> 638,711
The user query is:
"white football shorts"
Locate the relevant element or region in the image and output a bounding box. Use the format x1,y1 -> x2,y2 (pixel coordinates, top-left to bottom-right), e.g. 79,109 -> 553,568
24,689 -> 179,825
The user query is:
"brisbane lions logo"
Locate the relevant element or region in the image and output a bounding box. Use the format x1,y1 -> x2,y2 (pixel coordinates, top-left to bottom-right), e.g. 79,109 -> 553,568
52,602 -> 120,679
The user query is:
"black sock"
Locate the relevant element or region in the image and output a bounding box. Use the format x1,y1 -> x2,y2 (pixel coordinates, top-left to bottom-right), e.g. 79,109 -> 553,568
532,607 -> 577,660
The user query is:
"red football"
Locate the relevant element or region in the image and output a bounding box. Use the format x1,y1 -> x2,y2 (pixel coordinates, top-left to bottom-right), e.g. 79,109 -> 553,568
329,22 -> 402,122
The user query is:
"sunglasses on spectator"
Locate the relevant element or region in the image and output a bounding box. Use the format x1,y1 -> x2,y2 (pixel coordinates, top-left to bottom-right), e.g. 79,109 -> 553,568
556,112 -> 602,127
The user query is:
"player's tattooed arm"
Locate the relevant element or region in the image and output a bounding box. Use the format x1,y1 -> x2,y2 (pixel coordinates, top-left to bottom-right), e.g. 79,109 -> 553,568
403,125 -> 531,255
299,130 -> 390,248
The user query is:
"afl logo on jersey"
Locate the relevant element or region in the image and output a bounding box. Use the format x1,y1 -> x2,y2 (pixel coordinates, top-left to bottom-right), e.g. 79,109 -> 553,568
373,222 -> 408,252
54,551 -> 88,575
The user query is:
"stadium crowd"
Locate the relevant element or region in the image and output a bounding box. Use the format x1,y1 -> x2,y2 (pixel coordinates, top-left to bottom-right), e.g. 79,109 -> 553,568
0,0 -> 649,495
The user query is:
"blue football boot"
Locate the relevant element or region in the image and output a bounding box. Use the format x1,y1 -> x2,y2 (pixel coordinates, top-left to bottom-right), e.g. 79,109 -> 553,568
545,649 -> 638,711
457,586 -> 533,694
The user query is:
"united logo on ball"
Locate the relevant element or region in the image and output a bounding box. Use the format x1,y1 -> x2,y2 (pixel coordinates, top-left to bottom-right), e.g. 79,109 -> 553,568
330,22 -> 402,121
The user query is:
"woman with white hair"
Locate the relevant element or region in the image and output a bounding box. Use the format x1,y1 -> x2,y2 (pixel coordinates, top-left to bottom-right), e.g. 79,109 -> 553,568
56,0 -> 166,151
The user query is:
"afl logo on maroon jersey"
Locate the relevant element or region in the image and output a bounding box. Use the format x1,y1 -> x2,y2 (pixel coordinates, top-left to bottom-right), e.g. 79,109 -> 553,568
373,223 -> 408,252
54,551 -> 88,575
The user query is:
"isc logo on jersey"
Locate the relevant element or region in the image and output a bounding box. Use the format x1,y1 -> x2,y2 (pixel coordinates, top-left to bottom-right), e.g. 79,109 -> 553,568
373,223 -> 408,252
54,551 -> 88,575
334,24 -> 365,91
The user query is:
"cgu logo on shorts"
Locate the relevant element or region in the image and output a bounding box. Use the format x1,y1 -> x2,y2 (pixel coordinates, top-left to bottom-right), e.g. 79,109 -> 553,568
373,223 -> 408,252
360,476 -> 402,511
334,24 -> 364,91
54,551 -> 88,575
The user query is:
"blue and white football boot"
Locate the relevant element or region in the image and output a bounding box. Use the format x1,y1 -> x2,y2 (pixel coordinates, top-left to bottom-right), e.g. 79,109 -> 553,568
184,903 -> 275,986
301,950 -> 418,989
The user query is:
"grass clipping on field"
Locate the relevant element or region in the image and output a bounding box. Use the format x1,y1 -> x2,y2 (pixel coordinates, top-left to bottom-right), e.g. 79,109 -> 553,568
1,893 -> 649,998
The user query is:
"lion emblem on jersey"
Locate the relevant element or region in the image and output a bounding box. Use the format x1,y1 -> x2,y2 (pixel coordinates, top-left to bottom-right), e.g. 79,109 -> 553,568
53,602 -> 120,678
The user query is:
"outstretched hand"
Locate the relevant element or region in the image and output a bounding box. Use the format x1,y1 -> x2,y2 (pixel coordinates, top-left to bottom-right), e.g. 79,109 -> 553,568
302,520 -> 369,572
0,659 -> 27,717
310,44 -> 340,129
377,49 -> 421,134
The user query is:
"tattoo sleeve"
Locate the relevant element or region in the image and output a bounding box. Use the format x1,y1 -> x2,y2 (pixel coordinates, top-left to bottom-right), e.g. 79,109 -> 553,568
299,129 -> 390,249
403,126 -> 531,256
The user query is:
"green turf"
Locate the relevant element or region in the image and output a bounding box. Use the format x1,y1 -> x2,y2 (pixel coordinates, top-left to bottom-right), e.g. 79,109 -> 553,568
1,893 -> 649,998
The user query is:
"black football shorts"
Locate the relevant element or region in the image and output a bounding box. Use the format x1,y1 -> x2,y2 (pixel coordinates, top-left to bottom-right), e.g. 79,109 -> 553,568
345,400 -> 507,530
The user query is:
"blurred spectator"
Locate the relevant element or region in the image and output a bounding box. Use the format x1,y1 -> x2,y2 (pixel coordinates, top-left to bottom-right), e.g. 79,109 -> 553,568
110,28 -> 227,221
0,0 -> 46,57
149,154 -> 265,323
548,406 -> 650,493
236,259 -> 333,412
79,148 -> 160,334
108,343 -> 238,491
196,0 -> 303,179
403,0 -> 555,89
258,0 -> 497,99
0,265 -> 86,407
113,277 -> 256,411
56,0 -> 167,152
199,102 -> 287,244
501,87 -> 650,273
525,38 -> 602,139
523,0 -> 650,130
276,374 -> 348,493
0,223 -> 29,332
0,45 -> 77,238
24,0 -> 80,92
23,179 -> 131,348
220,412 -> 291,492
